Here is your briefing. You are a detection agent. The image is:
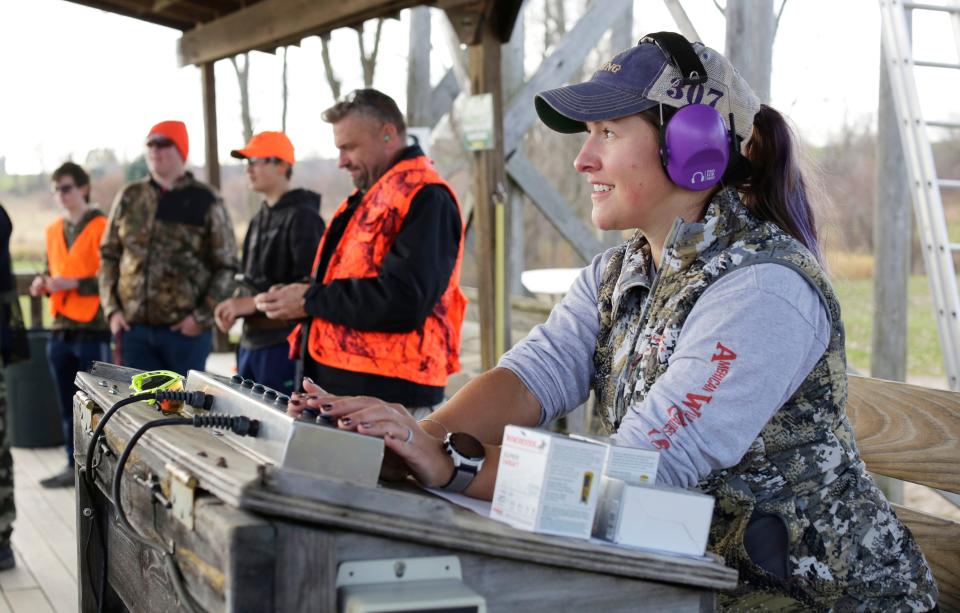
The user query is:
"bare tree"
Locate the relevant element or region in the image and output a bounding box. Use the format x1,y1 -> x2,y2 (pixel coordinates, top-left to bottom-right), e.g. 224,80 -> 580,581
230,53 -> 254,142
717,0 -> 788,104
320,33 -> 342,101
356,18 -> 385,87
543,0 -> 566,55
407,7 -> 431,126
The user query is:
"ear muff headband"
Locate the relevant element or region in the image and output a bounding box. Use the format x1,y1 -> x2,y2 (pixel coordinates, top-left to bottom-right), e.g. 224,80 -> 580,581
640,32 -> 708,86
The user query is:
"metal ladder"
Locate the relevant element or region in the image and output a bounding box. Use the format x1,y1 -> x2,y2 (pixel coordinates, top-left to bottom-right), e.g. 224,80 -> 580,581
879,0 -> 960,390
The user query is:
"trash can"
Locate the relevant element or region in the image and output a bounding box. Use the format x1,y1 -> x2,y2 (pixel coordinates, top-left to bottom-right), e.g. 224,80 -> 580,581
3,329 -> 64,447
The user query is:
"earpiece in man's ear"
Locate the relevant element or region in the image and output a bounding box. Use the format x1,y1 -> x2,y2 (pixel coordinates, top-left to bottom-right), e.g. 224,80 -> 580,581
383,134 -> 391,142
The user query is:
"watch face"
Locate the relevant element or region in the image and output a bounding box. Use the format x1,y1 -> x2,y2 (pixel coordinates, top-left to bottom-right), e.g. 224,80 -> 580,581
449,432 -> 485,460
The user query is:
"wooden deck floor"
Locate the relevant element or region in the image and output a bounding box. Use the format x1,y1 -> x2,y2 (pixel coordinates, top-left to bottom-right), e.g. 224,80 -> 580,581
4,446 -> 77,613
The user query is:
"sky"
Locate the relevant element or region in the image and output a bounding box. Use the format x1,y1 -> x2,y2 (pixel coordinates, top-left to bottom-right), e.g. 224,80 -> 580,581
0,0 -> 958,175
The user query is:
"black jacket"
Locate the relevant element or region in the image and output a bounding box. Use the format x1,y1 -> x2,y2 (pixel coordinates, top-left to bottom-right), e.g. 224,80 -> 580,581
240,188 -> 325,348
0,204 -> 29,364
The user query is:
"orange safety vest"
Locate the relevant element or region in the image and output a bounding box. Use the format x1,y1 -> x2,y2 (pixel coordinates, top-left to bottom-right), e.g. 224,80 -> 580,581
298,155 -> 466,387
45,215 -> 107,323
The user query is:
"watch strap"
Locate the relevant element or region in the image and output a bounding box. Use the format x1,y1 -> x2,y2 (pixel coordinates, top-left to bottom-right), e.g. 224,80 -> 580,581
441,464 -> 477,493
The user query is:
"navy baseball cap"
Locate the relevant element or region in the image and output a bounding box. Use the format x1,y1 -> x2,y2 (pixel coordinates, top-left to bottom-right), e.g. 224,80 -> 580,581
535,34 -> 761,148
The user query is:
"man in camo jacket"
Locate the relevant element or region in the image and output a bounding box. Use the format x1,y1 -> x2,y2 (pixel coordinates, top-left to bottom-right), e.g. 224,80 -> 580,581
99,121 -> 238,373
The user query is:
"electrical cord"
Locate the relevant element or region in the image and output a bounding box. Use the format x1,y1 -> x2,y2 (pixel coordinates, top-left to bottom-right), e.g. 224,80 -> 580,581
78,389 -> 212,613
78,390 -> 156,613
111,414 -> 260,613
83,389 -> 213,488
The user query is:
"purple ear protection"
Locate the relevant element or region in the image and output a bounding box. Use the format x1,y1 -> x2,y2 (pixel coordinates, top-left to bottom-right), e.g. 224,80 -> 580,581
643,32 -> 734,191
660,104 -> 730,190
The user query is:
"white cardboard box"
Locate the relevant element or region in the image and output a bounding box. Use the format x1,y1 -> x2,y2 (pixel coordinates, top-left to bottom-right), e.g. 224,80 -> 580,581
592,477 -> 715,557
568,434 -> 660,485
490,426 -> 607,539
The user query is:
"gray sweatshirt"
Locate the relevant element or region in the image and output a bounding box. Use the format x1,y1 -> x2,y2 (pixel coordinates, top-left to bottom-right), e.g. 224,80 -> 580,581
499,249 -> 831,488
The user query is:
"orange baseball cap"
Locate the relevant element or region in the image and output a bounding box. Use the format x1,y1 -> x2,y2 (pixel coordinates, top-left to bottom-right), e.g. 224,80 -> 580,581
230,131 -> 295,165
146,120 -> 189,161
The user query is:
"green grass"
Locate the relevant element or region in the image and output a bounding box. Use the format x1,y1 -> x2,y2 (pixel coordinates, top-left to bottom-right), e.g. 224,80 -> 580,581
833,275 -> 944,378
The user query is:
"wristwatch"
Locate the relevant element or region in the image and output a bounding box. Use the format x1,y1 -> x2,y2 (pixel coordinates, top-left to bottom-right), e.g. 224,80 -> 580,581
440,432 -> 485,493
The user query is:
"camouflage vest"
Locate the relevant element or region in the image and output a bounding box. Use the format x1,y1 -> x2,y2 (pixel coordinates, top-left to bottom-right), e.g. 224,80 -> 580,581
593,188 -> 938,610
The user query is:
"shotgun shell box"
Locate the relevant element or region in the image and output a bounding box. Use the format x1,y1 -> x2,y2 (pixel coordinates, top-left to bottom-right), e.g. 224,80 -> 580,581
592,476 -> 715,557
490,426 -> 607,539
568,434 -> 660,485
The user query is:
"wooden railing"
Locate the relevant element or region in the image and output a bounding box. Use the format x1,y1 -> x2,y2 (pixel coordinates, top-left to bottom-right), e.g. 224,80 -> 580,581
847,375 -> 960,610
12,272 -> 231,350
13,273 -> 42,328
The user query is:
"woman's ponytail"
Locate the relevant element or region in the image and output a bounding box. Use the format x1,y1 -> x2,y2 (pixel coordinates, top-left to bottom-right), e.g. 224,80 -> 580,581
741,105 -> 823,264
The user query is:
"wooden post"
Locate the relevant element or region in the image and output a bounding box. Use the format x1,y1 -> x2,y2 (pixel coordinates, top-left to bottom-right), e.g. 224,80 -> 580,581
503,6 -> 525,309
407,7 -> 432,127
201,61 -> 230,353
724,0 -> 773,104
201,62 -> 221,190
871,18 -> 912,505
468,24 -> 507,369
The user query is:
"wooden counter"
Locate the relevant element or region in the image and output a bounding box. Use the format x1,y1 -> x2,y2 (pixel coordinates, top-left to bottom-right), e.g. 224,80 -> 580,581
74,364 -> 737,612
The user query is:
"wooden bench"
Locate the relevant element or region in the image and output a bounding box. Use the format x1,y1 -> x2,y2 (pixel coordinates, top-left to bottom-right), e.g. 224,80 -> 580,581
846,375 -> 960,611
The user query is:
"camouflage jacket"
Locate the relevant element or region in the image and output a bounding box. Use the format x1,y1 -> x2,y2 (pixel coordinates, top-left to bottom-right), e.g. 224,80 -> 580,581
593,188 -> 938,611
99,173 -> 238,328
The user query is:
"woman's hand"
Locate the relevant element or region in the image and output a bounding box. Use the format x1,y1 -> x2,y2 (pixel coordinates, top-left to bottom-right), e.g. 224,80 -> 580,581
293,378 -> 454,488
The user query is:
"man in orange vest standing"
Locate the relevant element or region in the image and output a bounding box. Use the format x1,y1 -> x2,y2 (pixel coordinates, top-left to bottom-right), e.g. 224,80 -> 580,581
29,162 -> 109,488
255,89 -> 465,416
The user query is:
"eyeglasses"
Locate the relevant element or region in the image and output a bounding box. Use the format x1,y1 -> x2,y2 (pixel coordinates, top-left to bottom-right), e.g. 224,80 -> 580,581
245,157 -> 283,167
147,139 -> 175,149
51,184 -> 75,195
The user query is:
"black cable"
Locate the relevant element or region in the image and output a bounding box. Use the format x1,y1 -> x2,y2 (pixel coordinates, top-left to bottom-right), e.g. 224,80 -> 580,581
82,389 -> 212,488
111,414 -> 259,613
82,392 -> 156,488
78,388 -> 212,612
78,390 -> 154,613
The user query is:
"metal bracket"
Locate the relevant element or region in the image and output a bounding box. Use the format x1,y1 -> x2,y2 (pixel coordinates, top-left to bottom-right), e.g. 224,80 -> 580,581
335,556 -> 486,612
91,439 -> 113,472
134,472 -> 172,509
76,391 -> 97,434
166,463 -> 197,530
336,556 -> 463,586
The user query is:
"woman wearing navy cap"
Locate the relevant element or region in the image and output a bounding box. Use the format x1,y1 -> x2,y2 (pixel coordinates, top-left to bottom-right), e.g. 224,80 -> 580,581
292,33 -> 939,610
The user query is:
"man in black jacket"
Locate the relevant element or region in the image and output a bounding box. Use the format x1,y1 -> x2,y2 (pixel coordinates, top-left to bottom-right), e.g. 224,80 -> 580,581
215,132 -> 325,394
0,203 -> 19,569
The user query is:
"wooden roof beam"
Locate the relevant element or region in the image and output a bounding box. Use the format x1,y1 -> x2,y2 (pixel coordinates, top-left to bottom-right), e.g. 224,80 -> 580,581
177,0 -> 424,66
443,0 -> 522,45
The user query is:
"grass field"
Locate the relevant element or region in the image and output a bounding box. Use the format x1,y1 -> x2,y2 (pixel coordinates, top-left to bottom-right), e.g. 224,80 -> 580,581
833,275 -> 945,378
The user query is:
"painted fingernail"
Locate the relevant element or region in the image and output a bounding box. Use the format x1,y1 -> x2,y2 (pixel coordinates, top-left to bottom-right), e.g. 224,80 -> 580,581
340,417 -> 352,426
359,422 -> 371,429
304,377 -> 315,384
320,403 -> 333,411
